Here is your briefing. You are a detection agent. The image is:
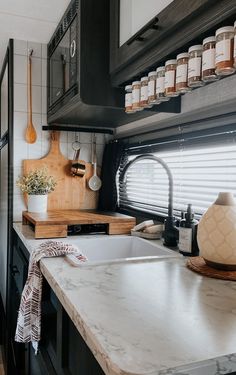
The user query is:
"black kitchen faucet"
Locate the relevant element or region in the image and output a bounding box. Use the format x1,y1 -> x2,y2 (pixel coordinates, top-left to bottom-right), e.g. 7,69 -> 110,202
120,154 -> 178,247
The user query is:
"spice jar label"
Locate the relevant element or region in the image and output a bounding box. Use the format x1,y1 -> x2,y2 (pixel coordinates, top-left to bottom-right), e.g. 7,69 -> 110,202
176,64 -> 188,83
234,36 -> 236,58
188,57 -> 201,78
132,88 -> 140,104
125,93 -> 132,107
202,49 -> 215,70
156,76 -> 165,94
148,80 -> 155,97
216,39 -> 231,63
141,86 -> 148,101
164,70 -> 175,88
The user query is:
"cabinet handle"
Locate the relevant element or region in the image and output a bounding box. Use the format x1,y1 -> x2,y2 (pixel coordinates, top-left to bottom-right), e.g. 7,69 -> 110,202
70,39 -> 76,58
11,265 -> 20,277
126,16 -> 159,46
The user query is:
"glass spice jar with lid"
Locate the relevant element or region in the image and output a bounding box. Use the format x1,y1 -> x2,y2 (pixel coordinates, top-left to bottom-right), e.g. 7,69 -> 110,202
165,60 -> 179,97
156,67 -> 169,101
148,71 -> 157,104
140,76 -> 149,107
132,81 -> 143,111
176,53 -> 191,93
188,45 -> 204,88
125,85 -> 134,113
202,36 -> 219,82
215,26 -> 235,76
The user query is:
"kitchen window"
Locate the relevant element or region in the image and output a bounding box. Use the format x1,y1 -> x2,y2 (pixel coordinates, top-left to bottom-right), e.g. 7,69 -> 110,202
118,126 -> 236,219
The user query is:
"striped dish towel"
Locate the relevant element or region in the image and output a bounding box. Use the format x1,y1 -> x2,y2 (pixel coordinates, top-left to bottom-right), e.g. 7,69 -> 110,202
15,240 -> 87,354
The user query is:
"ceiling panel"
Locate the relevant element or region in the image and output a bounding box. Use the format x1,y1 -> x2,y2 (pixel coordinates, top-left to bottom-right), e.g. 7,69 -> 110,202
0,0 -> 71,66
0,0 -> 71,23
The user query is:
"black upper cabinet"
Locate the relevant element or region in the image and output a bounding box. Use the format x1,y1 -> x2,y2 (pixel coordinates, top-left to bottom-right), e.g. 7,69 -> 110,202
110,0 -> 236,86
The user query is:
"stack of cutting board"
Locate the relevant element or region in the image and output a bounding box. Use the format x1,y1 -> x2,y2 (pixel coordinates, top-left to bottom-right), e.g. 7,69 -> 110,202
22,210 -> 136,238
22,131 -> 136,238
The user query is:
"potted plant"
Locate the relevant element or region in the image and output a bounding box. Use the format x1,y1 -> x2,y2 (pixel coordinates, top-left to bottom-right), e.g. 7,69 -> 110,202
17,167 -> 57,213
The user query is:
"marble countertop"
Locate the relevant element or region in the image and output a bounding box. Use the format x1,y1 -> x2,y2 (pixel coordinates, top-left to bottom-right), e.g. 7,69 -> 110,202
13,222 -> 236,375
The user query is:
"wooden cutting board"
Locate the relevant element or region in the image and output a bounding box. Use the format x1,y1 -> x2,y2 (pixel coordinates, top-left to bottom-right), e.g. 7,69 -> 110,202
22,210 -> 136,238
23,131 -> 100,210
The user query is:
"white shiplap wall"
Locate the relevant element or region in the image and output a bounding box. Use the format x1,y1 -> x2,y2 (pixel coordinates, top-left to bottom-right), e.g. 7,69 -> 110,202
13,39 -> 111,221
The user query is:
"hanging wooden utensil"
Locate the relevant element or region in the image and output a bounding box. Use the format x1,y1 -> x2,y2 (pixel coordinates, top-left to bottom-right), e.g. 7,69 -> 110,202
25,49 -> 37,144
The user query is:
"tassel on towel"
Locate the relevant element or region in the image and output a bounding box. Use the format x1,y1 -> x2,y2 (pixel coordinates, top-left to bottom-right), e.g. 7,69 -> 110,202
15,240 -> 86,354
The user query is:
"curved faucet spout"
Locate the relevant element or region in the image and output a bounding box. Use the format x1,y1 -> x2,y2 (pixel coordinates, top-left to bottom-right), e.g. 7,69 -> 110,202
120,154 -> 173,217
120,154 -> 177,247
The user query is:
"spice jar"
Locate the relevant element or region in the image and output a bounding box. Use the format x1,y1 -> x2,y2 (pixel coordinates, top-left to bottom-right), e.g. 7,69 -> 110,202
176,53 -> 191,93
148,71 -> 157,104
165,60 -> 179,97
132,81 -> 143,111
125,85 -> 133,113
215,26 -> 235,76
188,45 -> 204,87
156,67 -> 169,101
140,76 -> 149,107
233,21 -> 236,68
202,36 -> 219,82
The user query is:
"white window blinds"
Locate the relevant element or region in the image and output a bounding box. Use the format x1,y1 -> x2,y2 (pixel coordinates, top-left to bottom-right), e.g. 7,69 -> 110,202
118,131 -> 236,218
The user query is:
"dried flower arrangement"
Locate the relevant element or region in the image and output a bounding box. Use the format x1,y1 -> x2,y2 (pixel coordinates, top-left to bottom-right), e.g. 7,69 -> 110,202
16,167 -> 57,195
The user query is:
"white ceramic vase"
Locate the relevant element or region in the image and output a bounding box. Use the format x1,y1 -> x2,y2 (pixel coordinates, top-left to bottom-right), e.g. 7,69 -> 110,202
197,192 -> 236,270
28,194 -> 48,213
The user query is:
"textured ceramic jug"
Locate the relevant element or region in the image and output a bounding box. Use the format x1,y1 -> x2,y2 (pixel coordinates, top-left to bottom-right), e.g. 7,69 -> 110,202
197,192 -> 236,270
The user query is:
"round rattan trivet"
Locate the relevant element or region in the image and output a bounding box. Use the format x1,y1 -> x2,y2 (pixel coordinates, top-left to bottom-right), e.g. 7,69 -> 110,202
187,256 -> 236,281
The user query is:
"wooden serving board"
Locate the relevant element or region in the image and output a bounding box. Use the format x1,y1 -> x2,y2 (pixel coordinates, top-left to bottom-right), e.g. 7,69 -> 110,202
22,210 -> 136,238
23,131 -> 100,210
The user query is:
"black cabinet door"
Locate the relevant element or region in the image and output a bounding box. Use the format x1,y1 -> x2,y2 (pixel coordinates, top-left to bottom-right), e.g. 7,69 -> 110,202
28,345 -> 57,375
58,307 -> 105,375
8,233 -> 57,375
8,238 -> 29,374
9,232 -> 105,375
110,0 -> 236,86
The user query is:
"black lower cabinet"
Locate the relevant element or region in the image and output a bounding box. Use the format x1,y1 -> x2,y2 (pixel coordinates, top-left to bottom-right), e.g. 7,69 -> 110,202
6,231 -> 236,375
7,230 -> 105,375
8,237 -> 28,374
64,313 -> 105,375
41,285 -> 105,375
27,345 -> 56,375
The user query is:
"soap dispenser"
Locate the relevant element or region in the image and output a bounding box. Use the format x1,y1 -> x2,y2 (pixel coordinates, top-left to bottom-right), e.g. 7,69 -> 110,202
178,204 -> 199,256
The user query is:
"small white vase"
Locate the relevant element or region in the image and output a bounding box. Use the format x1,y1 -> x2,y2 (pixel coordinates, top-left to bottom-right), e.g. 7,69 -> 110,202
197,192 -> 236,270
28,194 -> 48,213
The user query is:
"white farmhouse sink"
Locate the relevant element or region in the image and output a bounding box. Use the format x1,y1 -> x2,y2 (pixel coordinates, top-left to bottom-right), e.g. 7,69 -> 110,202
66,236 -> 181,266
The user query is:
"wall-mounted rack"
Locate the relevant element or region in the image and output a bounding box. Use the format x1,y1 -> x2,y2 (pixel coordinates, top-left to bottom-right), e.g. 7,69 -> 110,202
42,125 -> 114,135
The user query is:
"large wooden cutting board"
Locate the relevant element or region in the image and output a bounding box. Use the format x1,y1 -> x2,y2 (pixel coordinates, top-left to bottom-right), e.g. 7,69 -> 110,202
23,131 -> 100,210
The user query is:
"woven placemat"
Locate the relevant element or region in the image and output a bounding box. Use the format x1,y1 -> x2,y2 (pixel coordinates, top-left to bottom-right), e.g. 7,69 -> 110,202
186,256 -> 236,281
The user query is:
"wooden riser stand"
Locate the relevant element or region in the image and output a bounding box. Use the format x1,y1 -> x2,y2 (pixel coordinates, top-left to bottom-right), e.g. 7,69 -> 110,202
22,210 -> 136,239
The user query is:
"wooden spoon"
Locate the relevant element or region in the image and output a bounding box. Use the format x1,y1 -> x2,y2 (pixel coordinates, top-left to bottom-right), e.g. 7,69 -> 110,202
25,50 -> 37,144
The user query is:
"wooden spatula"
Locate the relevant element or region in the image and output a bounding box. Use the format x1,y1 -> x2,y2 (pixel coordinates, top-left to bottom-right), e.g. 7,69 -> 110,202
25,49 -> 37,144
